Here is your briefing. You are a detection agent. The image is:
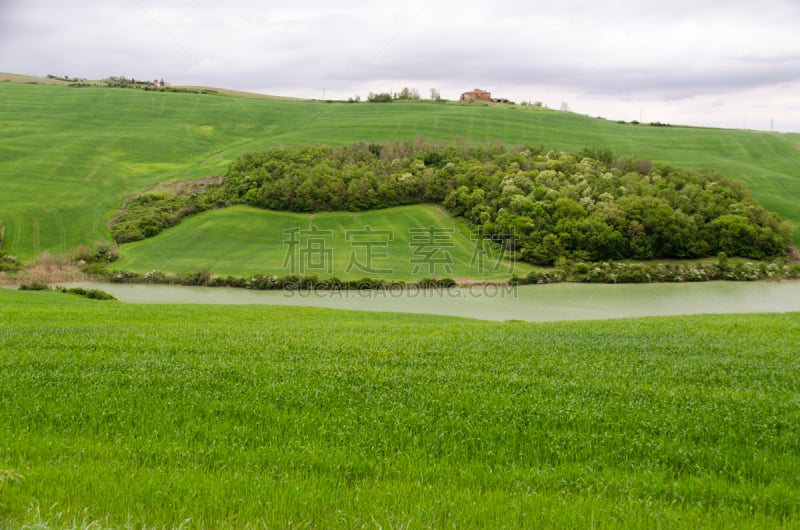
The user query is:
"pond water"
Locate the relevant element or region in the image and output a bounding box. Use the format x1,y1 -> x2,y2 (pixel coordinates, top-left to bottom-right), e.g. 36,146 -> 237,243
56,281 -> 800,321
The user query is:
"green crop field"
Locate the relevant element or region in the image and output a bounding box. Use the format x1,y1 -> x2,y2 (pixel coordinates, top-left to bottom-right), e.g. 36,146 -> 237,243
113,204 -> 530,280
3,75 -> 799,529
1,288 -> 798,527
1,80 -> 800,262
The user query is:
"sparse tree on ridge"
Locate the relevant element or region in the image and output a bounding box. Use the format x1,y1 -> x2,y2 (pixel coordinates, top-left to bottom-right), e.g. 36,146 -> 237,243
396,87 -> 420,100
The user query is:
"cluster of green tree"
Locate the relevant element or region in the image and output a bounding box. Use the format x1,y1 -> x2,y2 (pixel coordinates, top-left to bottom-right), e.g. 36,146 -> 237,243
366,92 -> 393,103
222,142 -> 450,211
111,192 -> 219,243
367,87 -> 424,102
221,141 -> 793,262
106,76 -> 153,87
140,86 -> 218,95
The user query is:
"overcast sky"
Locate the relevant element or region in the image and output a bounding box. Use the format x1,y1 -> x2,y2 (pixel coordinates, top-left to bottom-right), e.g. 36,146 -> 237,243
2,0 -> 799,131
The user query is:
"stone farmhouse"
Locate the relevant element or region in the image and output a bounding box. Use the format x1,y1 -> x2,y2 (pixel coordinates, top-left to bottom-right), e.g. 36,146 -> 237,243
460,89 -> 491,101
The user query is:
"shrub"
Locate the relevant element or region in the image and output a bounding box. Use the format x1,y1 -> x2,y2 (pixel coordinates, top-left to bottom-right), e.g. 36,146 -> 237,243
367,92 -> 393,103
18,283 -> 51,291
84,289 -> 116,300
55,286 -> 116,300
0,251 -> 21,272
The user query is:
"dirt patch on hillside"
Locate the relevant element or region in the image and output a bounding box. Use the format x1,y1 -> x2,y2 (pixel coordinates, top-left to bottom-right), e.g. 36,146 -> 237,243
146,175 -> 223,195
1,252 -> 90,286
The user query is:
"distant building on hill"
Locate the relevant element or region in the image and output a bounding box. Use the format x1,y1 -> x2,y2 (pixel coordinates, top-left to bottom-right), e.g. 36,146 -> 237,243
460,89 -> 491,101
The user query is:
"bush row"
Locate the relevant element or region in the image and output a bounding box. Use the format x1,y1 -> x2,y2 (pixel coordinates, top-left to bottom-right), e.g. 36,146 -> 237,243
93,268 -> 458,290
517,258 -> 800,285
82,259 -> 800,290
17,283 -> 116,300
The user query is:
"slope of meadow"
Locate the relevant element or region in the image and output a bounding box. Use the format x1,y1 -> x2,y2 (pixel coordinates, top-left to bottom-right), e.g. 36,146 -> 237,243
113,204 -> 529,280
1,81 -> 799,261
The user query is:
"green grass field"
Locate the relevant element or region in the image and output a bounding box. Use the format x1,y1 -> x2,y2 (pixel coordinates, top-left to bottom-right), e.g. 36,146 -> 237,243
1,288 -> 798,527
113,204 -> 530,280
2,81 -> 800,262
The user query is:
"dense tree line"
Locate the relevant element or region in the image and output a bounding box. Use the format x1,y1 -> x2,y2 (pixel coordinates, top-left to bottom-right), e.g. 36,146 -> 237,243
223,142 -> 449,211
220,141 -> 793,263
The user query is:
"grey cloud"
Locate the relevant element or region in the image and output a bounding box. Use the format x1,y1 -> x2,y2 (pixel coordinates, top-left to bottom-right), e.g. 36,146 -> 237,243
1,0 -> 799,130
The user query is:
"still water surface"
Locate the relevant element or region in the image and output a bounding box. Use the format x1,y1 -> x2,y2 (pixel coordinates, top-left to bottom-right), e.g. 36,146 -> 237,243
63,281 -> 800,321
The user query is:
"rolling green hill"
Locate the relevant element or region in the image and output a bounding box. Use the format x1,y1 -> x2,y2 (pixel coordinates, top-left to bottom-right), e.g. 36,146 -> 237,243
2,80 -> 799,262
113,204 -> 529,280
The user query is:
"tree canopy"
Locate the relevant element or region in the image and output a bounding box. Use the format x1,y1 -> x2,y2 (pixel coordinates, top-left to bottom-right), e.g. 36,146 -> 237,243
116,141 -> 794,264
219,141 -> 793,263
